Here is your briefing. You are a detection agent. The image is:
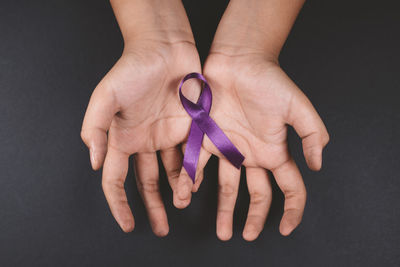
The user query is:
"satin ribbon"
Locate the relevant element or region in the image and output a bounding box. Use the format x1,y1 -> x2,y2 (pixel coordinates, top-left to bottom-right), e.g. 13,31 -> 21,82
179,72 -> 245,182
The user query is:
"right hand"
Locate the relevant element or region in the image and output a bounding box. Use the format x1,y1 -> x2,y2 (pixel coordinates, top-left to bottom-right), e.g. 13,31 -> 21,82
81,38 -> 203,236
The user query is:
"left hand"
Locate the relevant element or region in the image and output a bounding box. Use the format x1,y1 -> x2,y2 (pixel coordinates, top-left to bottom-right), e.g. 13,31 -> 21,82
175,0 -> 329,242
177,51 -> 329,241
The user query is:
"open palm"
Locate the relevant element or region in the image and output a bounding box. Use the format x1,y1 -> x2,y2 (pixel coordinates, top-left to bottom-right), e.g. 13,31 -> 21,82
81,41 -> 202,236
177,53 -> 329,241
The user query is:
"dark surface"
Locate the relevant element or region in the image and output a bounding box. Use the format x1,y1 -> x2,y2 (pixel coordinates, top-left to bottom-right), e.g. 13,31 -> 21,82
1,0 -> 399,266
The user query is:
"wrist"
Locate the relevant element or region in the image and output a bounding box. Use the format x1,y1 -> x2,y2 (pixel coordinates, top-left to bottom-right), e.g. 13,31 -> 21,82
210,0 -> 304,61
204,49 -> 279,78
209,40 -> 279,64
110,0 -> 195,48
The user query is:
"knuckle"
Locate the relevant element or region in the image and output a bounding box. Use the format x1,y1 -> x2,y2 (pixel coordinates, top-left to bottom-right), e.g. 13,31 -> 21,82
283,208 -> 304,225
102,176 -> 124,192
219,183 -> 237,198
80,129 -> 90,144
167,168 -> 180,181
270,157 -> 291,172
322,131 -> 330,146
249,191 -> 269,204
137,179 -> 160,194
284,188 -> 307,202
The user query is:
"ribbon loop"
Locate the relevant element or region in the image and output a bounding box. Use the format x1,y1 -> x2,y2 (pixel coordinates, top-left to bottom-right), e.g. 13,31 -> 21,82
179,72 -> 245,182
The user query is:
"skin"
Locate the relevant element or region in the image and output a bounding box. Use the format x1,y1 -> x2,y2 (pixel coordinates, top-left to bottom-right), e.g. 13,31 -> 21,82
81,0 -> 329,241
81,0 -> 206,236
175,0 -> 329,241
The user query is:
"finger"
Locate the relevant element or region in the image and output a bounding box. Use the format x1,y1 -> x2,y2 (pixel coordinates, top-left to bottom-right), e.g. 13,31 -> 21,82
135,152 -> 169,237
216,159 -> 241,241
81,79 -> 118,170
174,167 -> 192,209
192,169 -> 203,193
243,167 -> 272,241
180,143 -> 211,192
174,146 -> 211,209
191,146 -> 211,193
102,146 -> 134,233
271,158 -> 306,236
287,92 -> 329,171
160,146 -> 183,192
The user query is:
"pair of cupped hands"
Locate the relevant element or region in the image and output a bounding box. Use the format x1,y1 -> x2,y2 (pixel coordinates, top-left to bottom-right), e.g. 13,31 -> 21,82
81,0 -> 329,241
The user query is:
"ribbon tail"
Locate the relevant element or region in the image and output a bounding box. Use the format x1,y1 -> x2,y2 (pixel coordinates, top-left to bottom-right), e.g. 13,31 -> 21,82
183,120 -> 204,183
194,115 -> 244,169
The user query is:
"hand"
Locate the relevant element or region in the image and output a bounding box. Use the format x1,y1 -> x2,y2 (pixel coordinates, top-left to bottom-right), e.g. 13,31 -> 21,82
202,53 -> 329,241
176,0 -> 329,241
81,0 -> 203,236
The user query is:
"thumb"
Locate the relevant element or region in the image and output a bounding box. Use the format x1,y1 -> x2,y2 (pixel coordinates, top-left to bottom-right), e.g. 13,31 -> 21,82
287,92 -> 329,171
81,79 -> 118,170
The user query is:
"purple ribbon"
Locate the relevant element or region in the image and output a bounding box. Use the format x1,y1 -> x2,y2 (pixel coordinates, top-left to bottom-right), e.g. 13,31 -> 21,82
179,72 -> 245,182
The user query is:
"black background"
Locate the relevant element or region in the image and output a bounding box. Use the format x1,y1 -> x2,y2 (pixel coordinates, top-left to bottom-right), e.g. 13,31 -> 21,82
1,0 -> 399,266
